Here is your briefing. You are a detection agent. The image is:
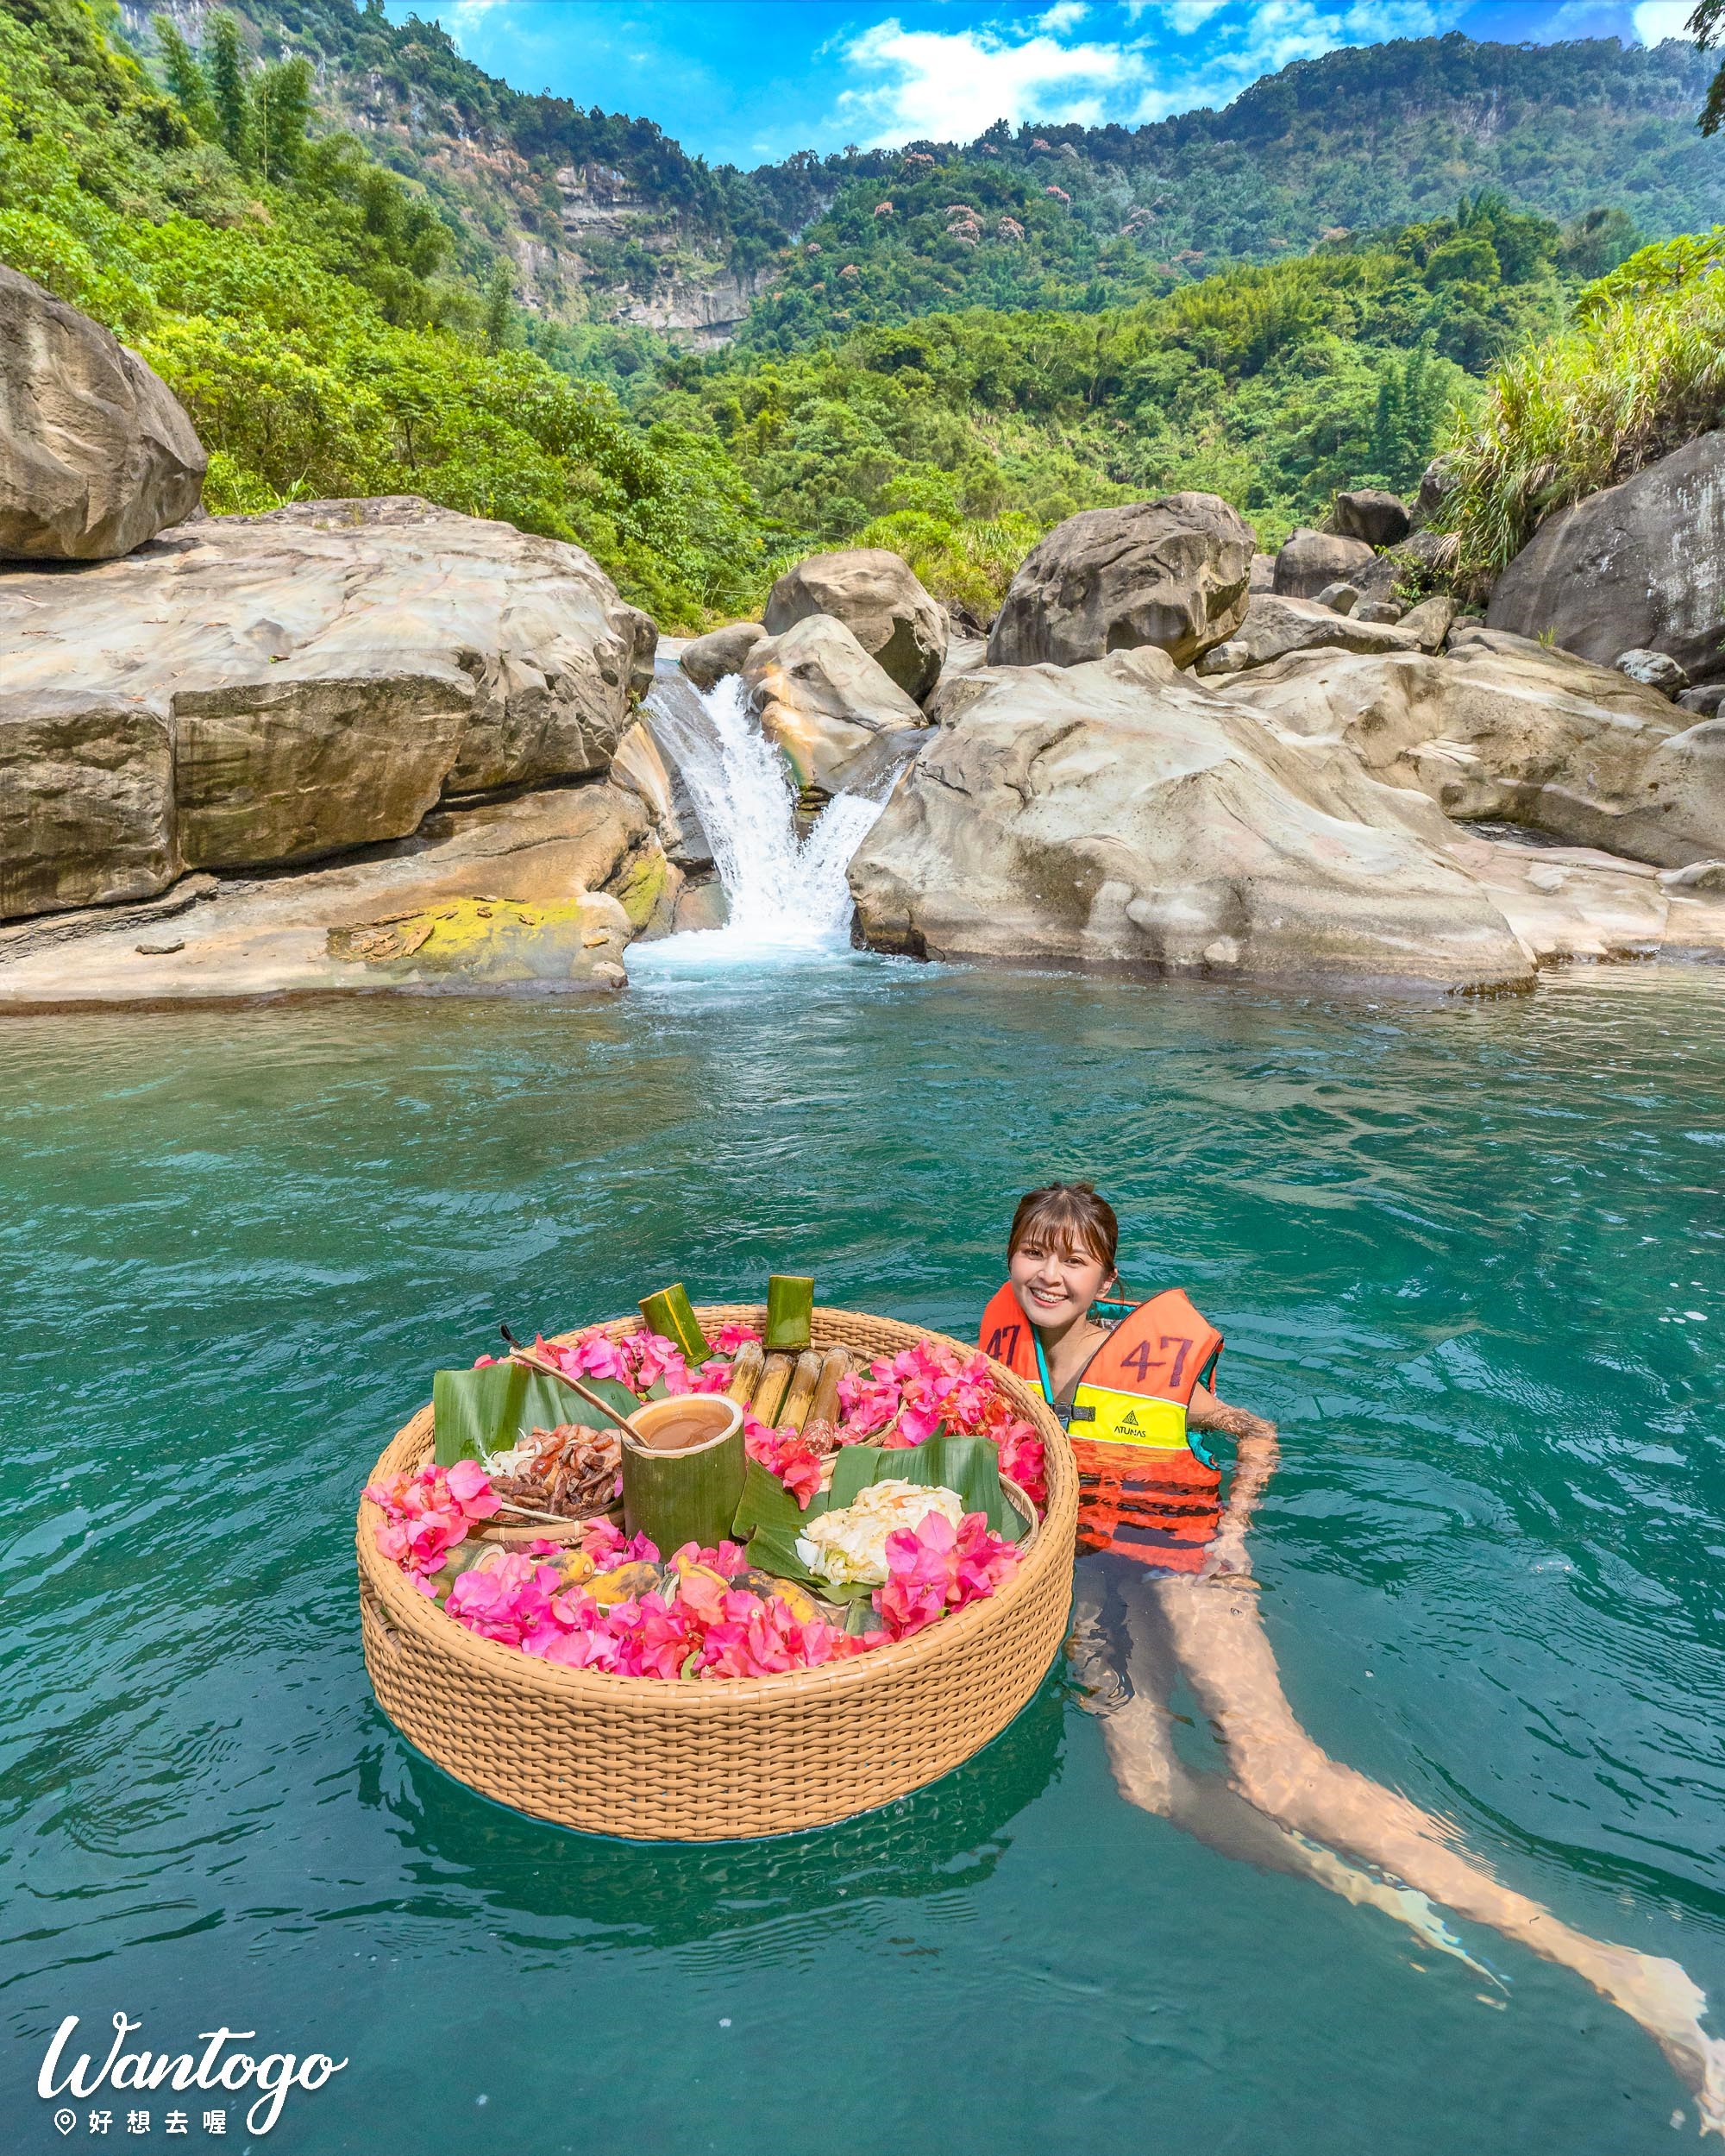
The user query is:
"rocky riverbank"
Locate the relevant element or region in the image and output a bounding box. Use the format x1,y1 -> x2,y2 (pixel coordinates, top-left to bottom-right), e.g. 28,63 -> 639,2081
4,266 -> 1723,1003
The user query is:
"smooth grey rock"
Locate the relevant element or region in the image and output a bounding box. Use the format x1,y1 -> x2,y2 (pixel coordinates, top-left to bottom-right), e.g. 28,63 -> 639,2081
0,265 -> 207,561
1487,431 -> 1725,683
1396,594 -> 1456,651
0,786 -> 661,1005
0,497 -> 655,921
1220,638 -> 1724,869
764,549 -> 944,703
1192,594 -> 1419,676
1332,489 -> 1411,546
1413,456 -> 1456,531
1661,858 -> 1725,892
1273,527 -> 1376,600
744,613 -> 926,795
1615,647 -> 1689,697
1678,683 -> 1725,718
847,646 -> 1532,990
1249,550 -> 1276,594
1355,600 -> 1405,625
680,620 -> 763,691
988,494 -> 1254,670
1316,581 -> 1360,615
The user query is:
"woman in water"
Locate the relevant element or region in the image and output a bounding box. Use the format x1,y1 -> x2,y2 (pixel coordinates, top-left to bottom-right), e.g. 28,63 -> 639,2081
982,1180 -> 1725,2132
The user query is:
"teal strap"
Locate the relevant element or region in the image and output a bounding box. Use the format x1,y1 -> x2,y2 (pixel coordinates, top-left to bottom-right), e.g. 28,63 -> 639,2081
1032,1325 -> 1055,1407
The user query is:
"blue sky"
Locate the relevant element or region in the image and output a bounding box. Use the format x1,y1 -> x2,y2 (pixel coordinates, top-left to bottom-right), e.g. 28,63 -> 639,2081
382,0 -> 1703,167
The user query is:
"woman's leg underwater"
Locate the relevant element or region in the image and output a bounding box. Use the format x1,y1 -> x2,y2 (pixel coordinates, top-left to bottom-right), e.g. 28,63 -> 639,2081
1070,1560 -> 1497,1975
1151,1567 -> 1725,2128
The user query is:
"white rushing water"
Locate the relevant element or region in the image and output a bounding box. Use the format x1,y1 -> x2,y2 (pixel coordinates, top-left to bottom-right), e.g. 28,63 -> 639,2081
636,669 -> 896,966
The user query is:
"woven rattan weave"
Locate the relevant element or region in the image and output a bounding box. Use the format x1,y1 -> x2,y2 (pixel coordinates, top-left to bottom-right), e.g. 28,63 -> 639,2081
357,1304 -> 1076,1839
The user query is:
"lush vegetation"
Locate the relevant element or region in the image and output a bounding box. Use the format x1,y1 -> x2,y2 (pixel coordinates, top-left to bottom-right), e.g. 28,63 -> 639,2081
2,0 -> 1716,632
739,38 -> 1719,349
0,0 -> 768,623
1442,228 -> 1725,588
637,191 -> 1603,608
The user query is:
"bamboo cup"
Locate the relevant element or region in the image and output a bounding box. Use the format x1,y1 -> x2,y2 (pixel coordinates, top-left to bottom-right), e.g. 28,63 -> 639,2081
621,1395 -> 746,1556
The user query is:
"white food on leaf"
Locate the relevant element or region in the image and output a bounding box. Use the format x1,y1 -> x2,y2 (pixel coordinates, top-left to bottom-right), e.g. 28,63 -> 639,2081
796,1480 -> 966,1587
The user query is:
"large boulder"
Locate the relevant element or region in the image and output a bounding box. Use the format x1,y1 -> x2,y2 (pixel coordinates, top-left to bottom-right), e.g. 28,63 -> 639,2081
987,495 -> 1254,671
0,266 -> 206,561
679,620 -> 764,691
763,549 -> 944,703
1331,489 -> 1410,546
744,614 -> 926,796
1195,594 -> 1419,676
1220,633 -> 1725,869
846,647 -> 1533,990
1273,527 -> 1377,600
1486,431 -> 1725,683
0,496 -> 655,921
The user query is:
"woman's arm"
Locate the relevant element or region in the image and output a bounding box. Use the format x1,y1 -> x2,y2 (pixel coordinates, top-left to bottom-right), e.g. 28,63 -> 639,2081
1189,1385 -> 1278,1574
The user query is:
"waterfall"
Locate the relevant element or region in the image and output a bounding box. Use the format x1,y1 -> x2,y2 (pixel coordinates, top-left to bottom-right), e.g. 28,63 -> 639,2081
639,669 -> 895,960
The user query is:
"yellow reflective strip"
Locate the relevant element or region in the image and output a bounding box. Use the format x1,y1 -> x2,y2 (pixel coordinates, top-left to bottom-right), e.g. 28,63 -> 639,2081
1070,1386 -> 1189,1449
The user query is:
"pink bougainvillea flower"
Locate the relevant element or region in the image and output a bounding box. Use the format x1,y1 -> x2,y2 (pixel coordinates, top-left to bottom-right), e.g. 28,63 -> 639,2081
542,1329 -> 632,1385
367,1459 -> 500,1585
873,1508 -> 1019,1641
443,1458 -> 500,1515
625,1330 -> 694,1394
711,1321 -> 762,1355
689,1359 -> 737,1394
743,1419 -> 824,1508
580,1518 -> 658,1567
837,1366 -> 901,1438
997,1422 -> 1048,1508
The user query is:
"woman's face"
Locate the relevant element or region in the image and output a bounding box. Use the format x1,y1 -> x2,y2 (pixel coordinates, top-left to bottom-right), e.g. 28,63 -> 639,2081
1009,1236 -> 1113,1332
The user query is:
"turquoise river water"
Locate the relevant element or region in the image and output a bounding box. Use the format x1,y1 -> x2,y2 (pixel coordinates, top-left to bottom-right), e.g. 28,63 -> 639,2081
3,954 -> 1723,2153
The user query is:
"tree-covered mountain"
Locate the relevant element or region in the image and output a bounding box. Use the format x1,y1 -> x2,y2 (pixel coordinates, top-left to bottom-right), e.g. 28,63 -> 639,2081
104,5 -> 1725,350
5,0 -> 1722,637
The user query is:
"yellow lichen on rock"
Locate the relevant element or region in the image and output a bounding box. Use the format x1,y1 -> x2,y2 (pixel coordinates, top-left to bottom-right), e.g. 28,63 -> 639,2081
327,892 -> 631,985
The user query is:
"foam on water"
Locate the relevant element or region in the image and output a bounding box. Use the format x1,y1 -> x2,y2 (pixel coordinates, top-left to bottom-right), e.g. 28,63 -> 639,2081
636,669 -> 897,971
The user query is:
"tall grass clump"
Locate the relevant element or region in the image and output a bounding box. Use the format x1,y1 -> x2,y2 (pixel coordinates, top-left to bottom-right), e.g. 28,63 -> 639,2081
1444,229 -> 1725,590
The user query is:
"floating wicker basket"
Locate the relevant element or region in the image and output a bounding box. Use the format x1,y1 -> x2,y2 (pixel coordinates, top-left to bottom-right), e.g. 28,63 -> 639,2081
357,1304 -> 1077,1840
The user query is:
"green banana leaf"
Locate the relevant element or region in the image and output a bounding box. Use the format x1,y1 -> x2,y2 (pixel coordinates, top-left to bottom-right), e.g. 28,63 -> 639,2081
733,1430 -> 1028,1596
432,1363 -> 640,1466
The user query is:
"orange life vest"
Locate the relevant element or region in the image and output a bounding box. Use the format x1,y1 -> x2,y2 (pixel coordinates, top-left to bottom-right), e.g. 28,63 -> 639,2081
980,1282 -> 1224,1570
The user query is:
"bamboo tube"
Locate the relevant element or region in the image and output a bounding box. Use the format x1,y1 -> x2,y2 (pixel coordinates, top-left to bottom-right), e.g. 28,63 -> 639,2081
621,1397 -> 745,1555
750,1352 -> 794,1425
806,1348 -> 849,1428
776,1349 -> 825,1433
799,1348 -> 851,1456
638,1283 -> 711,1363
765,1274 -> 814,1352
725,1341 -> 765,1403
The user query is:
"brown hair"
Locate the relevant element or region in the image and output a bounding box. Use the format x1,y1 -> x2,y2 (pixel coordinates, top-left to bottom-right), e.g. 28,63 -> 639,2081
1007,1182 -> 1119,1273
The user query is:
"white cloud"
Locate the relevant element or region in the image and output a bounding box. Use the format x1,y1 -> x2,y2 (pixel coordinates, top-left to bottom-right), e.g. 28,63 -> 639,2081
835,16 -> 1148,145
1038,1 -> 1092,28
1634,0 -> 1697,41
1152,0 -> 1230,30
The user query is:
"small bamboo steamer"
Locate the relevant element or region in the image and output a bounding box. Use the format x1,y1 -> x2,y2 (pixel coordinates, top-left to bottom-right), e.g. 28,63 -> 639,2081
357,1304 -> 1077,1840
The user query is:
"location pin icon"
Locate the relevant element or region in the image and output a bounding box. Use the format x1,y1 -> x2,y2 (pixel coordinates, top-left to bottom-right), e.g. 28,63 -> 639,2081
53,2111 -> 77,2135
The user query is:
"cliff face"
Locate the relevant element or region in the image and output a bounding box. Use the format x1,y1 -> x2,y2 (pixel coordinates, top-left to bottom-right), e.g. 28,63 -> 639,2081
111,0 -> 793,338
105,7 -> 1725,350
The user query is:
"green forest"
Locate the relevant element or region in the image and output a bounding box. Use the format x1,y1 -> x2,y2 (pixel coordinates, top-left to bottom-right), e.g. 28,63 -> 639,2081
3,0 -> 1722,629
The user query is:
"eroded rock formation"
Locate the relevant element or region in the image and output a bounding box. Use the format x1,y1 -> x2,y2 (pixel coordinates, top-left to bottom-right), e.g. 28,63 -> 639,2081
988,496 -> 1253,671
0,497 -> 655,921
764,549 -> 945,703
0,265 -> 207,562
